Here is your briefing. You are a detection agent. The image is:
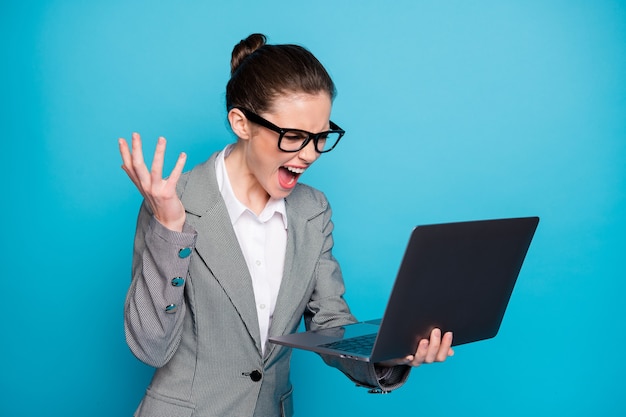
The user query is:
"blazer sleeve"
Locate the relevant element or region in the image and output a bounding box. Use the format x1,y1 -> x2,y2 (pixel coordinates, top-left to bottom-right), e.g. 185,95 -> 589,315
124,201 -> 198,367
303,198 -> 411,392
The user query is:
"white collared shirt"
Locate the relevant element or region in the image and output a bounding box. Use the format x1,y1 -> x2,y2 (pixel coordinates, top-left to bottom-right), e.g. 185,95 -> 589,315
215,145 -> 287,354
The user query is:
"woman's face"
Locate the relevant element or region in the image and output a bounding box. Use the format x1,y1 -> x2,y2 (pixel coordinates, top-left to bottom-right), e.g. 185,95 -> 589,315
239,91 -> 332,201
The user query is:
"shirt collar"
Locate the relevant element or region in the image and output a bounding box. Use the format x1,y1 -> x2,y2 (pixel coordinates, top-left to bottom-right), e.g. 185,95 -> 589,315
216,145 -> 288,229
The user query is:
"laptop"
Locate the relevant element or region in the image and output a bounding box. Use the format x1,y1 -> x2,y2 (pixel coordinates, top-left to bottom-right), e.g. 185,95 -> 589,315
269,216 -> 539,363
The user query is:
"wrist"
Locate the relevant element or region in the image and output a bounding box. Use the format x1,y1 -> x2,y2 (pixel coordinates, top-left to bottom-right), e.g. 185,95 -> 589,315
155,214 -> 186,232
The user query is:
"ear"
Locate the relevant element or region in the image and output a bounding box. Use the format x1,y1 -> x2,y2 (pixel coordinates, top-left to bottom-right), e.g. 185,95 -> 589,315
228,108 -> 252,140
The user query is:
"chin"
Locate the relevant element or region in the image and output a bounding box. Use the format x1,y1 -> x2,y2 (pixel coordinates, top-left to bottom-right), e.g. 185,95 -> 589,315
273,189 -> 294,200
270,186 -> 297,200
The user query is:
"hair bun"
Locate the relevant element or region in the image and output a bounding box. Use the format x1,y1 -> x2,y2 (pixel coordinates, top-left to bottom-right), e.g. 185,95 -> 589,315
230,33 -> 267,75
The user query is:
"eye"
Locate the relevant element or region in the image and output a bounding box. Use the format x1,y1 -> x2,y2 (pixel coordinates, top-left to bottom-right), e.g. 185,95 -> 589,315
283,130 -> 308,141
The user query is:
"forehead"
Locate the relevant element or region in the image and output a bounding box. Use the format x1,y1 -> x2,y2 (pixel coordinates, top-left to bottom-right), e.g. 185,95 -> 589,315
265,92 -> 332,131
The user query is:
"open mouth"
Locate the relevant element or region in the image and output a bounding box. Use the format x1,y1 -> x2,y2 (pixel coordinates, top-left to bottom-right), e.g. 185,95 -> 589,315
278,165 -> 305,189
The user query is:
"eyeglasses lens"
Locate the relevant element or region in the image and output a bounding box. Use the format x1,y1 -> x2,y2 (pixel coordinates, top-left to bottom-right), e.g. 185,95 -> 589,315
279,131 -> 341,153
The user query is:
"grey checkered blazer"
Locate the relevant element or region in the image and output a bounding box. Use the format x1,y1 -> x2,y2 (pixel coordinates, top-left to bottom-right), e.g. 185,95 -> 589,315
124,152 -> 410,417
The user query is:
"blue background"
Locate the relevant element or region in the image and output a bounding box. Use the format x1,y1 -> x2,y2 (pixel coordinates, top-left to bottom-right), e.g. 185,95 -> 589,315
2,1 -> 625,416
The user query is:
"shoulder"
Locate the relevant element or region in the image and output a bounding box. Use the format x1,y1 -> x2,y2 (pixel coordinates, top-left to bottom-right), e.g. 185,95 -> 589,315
285,183 -> 330,219
177,153 -> 219,195
176,152 -> 222,215
289,182 -> 328,205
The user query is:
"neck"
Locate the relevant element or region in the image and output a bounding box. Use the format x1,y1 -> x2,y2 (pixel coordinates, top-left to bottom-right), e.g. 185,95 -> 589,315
224,144 -> 270,215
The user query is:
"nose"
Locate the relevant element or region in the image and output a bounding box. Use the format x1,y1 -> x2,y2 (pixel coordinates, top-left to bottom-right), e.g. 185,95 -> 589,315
297,139 -> 319,164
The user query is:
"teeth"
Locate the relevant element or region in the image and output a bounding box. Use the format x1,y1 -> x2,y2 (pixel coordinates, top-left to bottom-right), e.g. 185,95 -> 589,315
286,166 -> 305,174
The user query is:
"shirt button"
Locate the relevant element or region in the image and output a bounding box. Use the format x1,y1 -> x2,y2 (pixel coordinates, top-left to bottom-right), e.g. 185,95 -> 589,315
259,304 -> 266,310
255,260 -> 261,266
165,304 -> 178,313
171,277 -> 185,287
178,247 -> 192,258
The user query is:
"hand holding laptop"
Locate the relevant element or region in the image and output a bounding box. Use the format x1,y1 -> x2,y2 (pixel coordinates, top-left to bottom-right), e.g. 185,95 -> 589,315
376,328 -> 454,368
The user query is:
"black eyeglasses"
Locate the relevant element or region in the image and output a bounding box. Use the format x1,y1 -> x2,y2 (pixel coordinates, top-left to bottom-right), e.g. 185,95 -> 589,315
235,107 -> 345,153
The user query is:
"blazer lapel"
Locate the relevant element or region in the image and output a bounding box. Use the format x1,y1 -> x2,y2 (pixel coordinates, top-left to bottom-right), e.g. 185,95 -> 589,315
179,154 -> 262,354
266,187 -> 327,358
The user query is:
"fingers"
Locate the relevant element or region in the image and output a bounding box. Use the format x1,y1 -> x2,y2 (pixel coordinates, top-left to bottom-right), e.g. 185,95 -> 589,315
118,133 -> 147,180
414,338 -> 430,364
410,328 -> 454,367
119,137 -> 133,175
374,329 -> 454,370
119,135 -> 144,194
425,328 -> 442,363
151,136 -> 166,185
438,331 -> 454,361
151,137 -> 187,197
131,132 -> 153,191
119,133 -> 184,189
167,150 -> 188,188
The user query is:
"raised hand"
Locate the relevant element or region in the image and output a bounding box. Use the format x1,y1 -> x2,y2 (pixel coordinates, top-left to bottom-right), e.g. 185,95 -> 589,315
118,132 -> 188,232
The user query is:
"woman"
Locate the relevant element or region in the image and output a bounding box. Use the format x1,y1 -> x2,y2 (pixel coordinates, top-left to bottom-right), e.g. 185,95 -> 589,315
118,33 -> 453,417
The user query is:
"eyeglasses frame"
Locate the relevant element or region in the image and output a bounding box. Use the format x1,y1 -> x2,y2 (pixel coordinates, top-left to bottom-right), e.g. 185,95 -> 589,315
233,107 -> 345,153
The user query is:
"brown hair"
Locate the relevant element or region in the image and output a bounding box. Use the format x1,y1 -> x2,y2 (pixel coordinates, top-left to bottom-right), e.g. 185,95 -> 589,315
226,33 -> 336,114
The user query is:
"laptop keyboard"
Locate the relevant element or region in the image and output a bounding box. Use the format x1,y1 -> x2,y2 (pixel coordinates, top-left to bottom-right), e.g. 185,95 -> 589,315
319,333 -> 377,355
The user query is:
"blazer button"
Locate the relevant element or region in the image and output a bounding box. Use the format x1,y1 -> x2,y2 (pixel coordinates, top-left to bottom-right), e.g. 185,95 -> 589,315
165,304 -> 178,313
171,277 -> 185,287
178,247 -> 192,258
249,370 -> 262,382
